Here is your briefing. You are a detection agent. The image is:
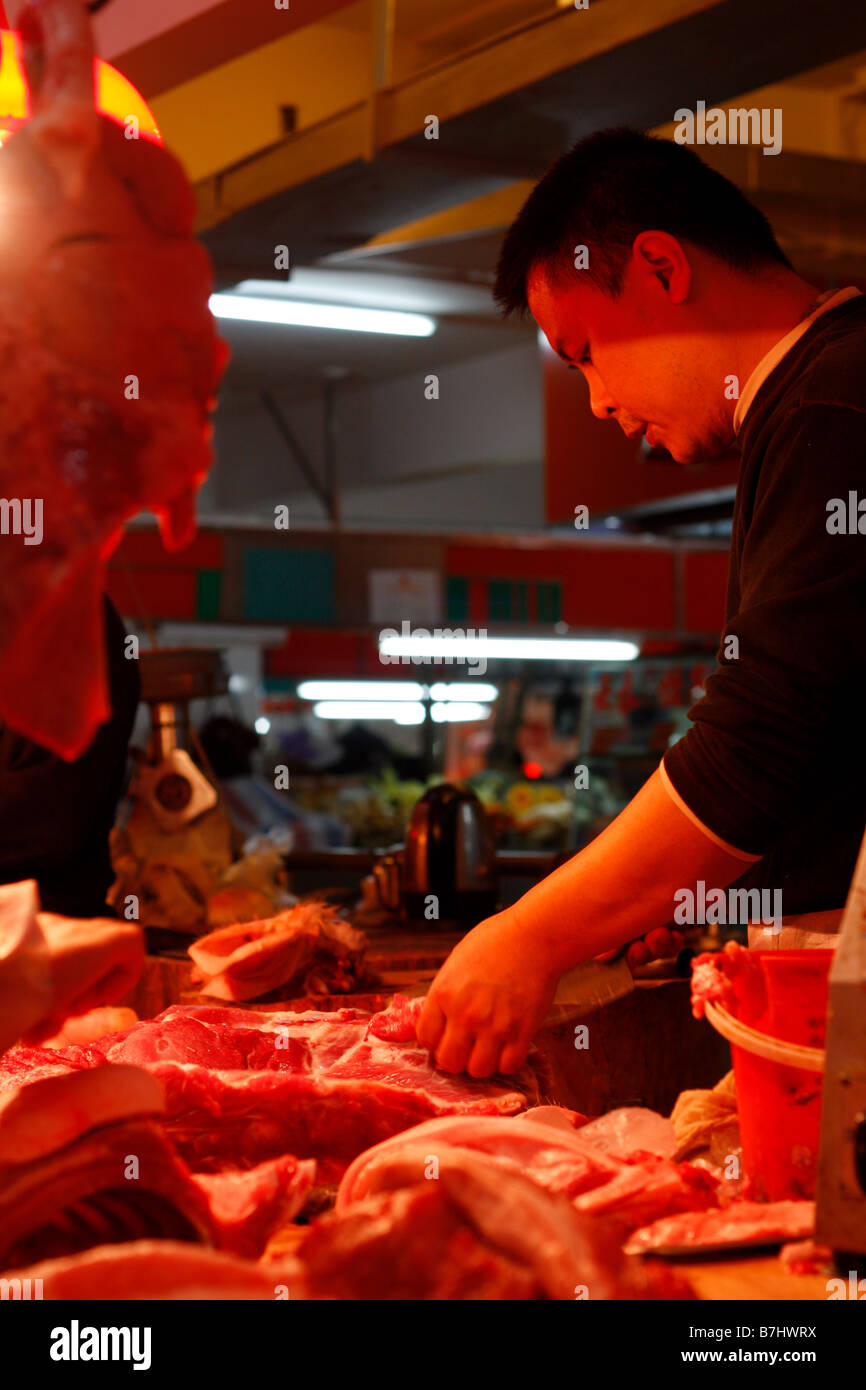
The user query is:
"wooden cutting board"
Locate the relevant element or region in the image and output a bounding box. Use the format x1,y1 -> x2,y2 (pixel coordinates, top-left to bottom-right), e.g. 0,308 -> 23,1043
677,1254 -> 827,1300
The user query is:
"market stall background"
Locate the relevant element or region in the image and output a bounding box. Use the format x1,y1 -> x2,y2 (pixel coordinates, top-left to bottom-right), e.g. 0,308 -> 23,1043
0,0 -> 864,1311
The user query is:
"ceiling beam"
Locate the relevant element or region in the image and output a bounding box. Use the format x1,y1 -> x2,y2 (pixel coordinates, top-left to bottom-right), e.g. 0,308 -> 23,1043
197,0 -> 866,278
102,0 -> 356,99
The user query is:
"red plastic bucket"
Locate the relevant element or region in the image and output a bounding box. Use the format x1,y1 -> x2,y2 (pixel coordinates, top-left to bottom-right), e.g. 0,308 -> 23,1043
727,950 -> 832,1201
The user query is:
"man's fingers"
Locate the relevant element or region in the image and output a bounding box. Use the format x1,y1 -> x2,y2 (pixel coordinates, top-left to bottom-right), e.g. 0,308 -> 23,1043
644,926 -> 683,959
434,1020 -> 476,1075
498,1036 -> 531,1075
466,1032 -> 506,1079
626,939 -> 652,970
600,926 -> 686,970
416,996 -> 446,1053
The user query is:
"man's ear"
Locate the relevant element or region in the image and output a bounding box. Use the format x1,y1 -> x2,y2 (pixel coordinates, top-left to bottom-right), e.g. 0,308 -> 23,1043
632,231 -> 691,303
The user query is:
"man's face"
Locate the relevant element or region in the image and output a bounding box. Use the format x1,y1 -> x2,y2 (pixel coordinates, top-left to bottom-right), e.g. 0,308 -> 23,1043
527,253 -> 733,464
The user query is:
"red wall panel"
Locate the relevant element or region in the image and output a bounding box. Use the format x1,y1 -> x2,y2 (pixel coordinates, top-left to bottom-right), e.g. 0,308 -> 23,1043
447,541 -> 677,632
561,547 -> 675,631
105,567 -> 198,620
266,630 -> 382,678
109,528 -> 224,569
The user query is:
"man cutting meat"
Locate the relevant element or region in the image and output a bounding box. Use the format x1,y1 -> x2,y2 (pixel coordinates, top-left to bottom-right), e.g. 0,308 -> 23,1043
418,129 -> 866,1079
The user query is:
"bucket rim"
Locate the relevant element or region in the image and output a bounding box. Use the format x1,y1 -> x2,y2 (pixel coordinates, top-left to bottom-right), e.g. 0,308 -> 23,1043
704,1000 -> 825,1072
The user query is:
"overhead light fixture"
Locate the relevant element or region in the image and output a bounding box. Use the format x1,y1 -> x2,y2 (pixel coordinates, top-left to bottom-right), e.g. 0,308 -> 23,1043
254,717 -> 271,735
378,635 -> 639,662
429,683 -> 498,702
298,680 -> 499,702
430,702 -> 491,723
209,294 -> 436,338
298,681 -> 424,702
312,701 -> 425,725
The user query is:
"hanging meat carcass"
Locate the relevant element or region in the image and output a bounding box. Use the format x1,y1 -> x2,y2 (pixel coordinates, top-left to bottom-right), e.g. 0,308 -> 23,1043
0,0 -> 227,759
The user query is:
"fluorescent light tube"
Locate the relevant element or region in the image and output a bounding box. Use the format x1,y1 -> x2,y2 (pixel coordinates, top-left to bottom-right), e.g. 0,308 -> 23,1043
429,682 -> 498,702
299,681 -> 424,701
298,681 -> 499,702
312,701 -> 425,724
379,635 -> 639,662
430,702 -> 491,722
210,294 -> 436,337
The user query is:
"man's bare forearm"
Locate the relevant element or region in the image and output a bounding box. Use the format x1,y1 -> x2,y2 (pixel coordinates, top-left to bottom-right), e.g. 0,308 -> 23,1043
508,768 -> 758,971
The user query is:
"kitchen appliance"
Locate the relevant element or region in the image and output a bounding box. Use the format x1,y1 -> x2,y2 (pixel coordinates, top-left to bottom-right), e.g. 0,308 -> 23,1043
402,783 -> 498,925
815,824 -> 866,1257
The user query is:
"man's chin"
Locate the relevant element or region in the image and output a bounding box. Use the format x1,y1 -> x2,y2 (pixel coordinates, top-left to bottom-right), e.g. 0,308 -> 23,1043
667,437 -> 722,466
657,436 -> 694,464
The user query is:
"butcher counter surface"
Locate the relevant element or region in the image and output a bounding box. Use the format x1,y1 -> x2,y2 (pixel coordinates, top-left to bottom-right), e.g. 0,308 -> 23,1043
680,1257 -> 826,1300
121,931 -> 830,1304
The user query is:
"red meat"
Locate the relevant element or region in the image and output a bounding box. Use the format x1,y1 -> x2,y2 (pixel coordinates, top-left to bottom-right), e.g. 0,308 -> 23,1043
0,998 -> 536,1175
625,1199 -> 815,1255
188,900 -> 368,1002
299,1155 -> 696,1301
191,1155 -> 316,1258
1,1240 -> 292,1300
1,1162 -> 698,1301
0,1064 -> 315,1267
337,1113 -> 624,1208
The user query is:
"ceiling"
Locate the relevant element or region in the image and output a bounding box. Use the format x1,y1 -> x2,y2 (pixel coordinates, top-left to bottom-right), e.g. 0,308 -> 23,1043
215,267 -> 531,401
98,0 -> 866,531
191,0 -> 866,408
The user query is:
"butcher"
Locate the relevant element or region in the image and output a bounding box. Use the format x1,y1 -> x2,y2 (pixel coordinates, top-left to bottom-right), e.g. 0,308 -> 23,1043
418,128 -> 866,1078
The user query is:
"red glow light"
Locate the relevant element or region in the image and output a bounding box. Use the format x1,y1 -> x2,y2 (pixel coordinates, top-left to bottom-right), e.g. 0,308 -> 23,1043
0,29 -> 161,147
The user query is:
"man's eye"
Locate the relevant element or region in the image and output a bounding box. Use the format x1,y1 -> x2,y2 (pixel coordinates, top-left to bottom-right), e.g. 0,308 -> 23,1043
579,348 -> 592,366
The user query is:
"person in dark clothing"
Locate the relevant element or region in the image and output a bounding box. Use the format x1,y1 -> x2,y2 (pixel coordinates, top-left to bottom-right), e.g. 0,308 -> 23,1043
666,291 -> 866,917
0,598 -> 140,916
417,128 -> 866,1078
199,715 -> 260,779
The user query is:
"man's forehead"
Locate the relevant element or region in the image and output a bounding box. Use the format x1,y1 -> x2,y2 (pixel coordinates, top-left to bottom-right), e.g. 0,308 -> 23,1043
527,264 -> 586,339
526,261 -> 557,305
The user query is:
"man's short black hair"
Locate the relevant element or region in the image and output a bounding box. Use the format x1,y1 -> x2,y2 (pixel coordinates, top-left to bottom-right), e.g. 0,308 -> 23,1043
494,127 -> 792,317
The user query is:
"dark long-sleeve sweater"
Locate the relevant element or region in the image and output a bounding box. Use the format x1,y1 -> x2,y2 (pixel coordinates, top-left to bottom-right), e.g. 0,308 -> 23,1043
0,598 -> 140,916
664,293 -> 866,914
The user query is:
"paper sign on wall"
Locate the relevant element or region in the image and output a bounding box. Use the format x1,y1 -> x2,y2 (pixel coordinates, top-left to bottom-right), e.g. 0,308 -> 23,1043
368,569 -> 442,626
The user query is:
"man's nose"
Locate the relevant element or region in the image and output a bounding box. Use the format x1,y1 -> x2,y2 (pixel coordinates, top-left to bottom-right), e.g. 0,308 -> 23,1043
586,379 -> 618,422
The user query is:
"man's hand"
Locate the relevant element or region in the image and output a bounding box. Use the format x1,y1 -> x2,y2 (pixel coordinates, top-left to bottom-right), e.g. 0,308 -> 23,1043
416,909 -> 560,1078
